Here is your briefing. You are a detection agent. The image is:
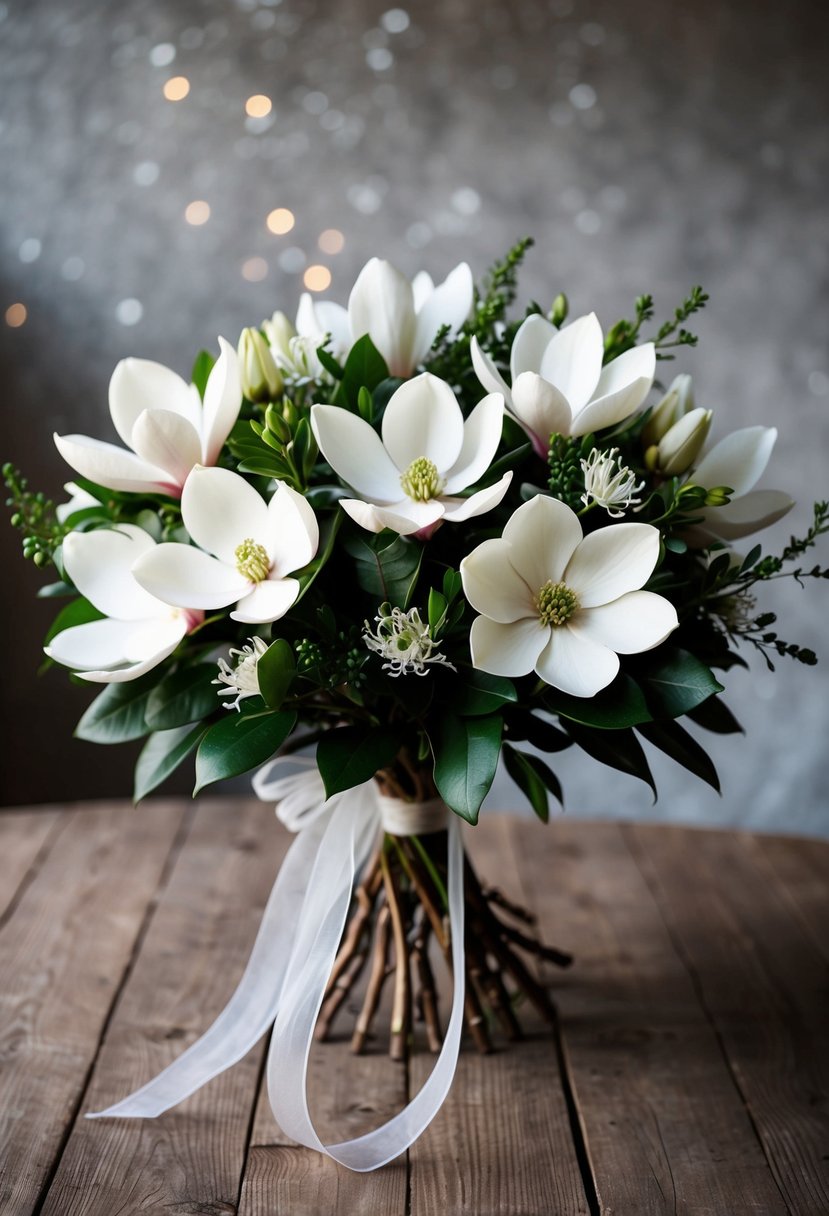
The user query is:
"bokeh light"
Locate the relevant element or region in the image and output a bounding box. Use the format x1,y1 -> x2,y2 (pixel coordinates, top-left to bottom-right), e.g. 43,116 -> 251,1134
184,200 -> 211,226
245,94 -> 272,118
303,265 -> 332,292
241,256 -> 268,282
163,76 -> 190,101
5,302 -> 27,328
266,207 -> 295,235
318,228 -> 345,254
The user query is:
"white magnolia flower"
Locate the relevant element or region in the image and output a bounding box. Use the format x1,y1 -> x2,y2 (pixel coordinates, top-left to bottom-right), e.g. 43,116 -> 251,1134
311,372 -> 511,537
580,447 -> 645,517
690,426 -> 794,541
472,313 -> 656,455
132,466 -> 319,624
264,300 -> 351,382
214,636 -> 269,710
363,604 -> 456,677
45,524 -> 202,683
54,339 -> 242,497
460,495 -> 678,698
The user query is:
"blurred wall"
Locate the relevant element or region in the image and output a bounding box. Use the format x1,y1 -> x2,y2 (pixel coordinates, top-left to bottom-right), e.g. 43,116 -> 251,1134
1,0 -> 827,830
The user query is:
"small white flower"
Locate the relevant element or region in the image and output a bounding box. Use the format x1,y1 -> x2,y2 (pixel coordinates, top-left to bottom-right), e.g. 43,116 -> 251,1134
690,426 -> 794,542
55,482 -> 99,523
311,372 -> 511,537
580,447 -> 645,517
363,603 -> 456,677
460,495 -> 678,698
214,636 -> 269,710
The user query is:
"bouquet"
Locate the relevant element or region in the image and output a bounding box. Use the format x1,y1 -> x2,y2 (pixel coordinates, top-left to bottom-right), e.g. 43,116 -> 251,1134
5,239 -> 827,1169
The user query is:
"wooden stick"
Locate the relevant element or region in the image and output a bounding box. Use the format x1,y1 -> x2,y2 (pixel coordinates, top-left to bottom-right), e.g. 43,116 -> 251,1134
381,850 -> 411,1061
323,848 -> 383,1000
412,914 -> 442,1053
351,903 -> 392,1054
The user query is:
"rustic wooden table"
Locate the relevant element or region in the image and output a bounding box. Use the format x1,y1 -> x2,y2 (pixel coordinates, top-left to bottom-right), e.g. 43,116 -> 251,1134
1,799 -> 827,1215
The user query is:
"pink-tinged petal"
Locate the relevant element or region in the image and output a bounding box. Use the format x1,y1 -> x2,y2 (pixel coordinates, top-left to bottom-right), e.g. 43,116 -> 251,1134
571,342 -> 656,437
441,472 -> 512,522
348,258 -> 416,377
564,522 -> 660,607
535,625 -> 620,697
502,495 -> 584,592
511,372 -> 572,450
311,404 -> 402,501
693,427 -> 778,497
412,262 -> 473,367
442,393 -> 505,493
460,537 -> 534,621
132,543 -> 248,609
108,357 -> 199,448
539,313 -> 603,413
231,576 -> 300,624
201,337 -> 243,465
266,482 -> 319,574
181,466 -> 270,564
339,497 -> 443,536
471,335 -> 512,407
574,591 -> 678,654
63,524 -> 166,620
700,489 -> 794,540
46,617 -> 142,671
509,313 -> 558,381
411,270 -> 434,311
381,373 -> 465,473
130,409 -> 202,487
53,433 -> 177,496
469,615 -> 549,677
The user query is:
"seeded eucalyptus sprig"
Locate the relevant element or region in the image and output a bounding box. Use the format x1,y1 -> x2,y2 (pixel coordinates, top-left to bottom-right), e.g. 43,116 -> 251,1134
3,463 -> 67,567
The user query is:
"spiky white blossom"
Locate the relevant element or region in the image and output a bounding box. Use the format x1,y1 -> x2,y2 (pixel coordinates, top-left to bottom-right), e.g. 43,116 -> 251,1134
363,604 -> 456,677
580,447 -> 645,517
214,636 -> 269,710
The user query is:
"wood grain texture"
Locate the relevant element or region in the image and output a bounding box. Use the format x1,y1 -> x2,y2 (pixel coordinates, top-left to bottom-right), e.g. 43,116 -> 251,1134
508,817 -> 789,1216
0,806 -> 63,920
755,834 -> 829,965
626,824 -> 829,1216
0,800 -> 187,1216
37,798 -> 289,1216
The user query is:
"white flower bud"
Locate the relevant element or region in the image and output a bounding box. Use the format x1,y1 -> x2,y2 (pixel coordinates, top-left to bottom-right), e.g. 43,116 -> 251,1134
657,407 -> 713,476
262,311 -> 296,362
238,327 -> 282,402
642,373 -> 695,446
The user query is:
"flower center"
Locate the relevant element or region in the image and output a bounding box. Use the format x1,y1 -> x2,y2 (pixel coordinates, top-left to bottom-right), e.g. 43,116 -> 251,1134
235,538 -> 270,583
400,457 -> 443,502
535,579 -> 579,627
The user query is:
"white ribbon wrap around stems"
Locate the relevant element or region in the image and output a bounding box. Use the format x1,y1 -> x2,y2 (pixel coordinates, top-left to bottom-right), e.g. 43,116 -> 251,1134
87,758 -> 465,1172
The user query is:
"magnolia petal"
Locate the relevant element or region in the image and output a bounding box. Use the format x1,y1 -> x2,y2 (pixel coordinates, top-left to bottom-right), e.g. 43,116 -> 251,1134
381,373 -> 465,473
538,313 -> 603,414
108,357 -> 199,449
266,482 -> 319,575
312,301 -> 351,356
701,489 -> 794,540
231,577 -> 300,624
510,372 -> 572,452
130,409 -> 202,487
201,338 -> 243,465
440,472 -> 512,522
311,404 -> 402,501
535,625 -> 620,697
348,258 -> 416,377
412,262 -> 474,367
571,343 -> 656,437
78,627 -> 184,683
574,591 -> 678,654
62,524 -> 168,620
471,335 -> 512,407
693,426 -> 778,497
502,495 -> 584,593
469,615 -> 549,677
442,393 -> 505,493
411,270 -> 434,312
460,537 -> 534,622
339,497 -> 443,536
564,522 -> 660,608
46,617 -> 143,671
133,543 -> 249,609
181,465 -> 271,564
53,432 -> 177,496
509,313 -> 558,381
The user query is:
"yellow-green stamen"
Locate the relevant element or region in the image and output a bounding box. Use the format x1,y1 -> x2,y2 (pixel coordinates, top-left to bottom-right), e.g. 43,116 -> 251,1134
400,457 -> 443,502
235,538 -> 270,583
536,580 -> 579,627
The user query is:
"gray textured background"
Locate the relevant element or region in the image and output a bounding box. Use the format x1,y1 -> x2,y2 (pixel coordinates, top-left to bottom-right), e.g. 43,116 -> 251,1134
1,0 -> 827,830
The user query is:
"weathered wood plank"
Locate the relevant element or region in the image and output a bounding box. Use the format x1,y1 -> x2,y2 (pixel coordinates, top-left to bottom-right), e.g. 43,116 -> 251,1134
37,798 -> 290,1216
0,800 -> 187,1216
0,807 -> 64,920
409,817 -> 589,1216
755,833 -> 829,965
509,818 -> 788,1216
627,824 -> 829,1216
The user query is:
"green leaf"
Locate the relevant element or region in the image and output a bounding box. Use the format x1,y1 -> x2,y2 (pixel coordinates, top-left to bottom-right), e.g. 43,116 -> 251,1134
316,344 -> 345,380
316,725 -> 401,797
295,511 -> 342,601
450,669 -> 517,717
372,376 -> 405,418
75,671 -> 159,744
37,580 -> 75,598
687,696 -> 744,735
357,384 -> 374,423
545,673 -> 653,729
337,334 -> 390,412
636,719 -> 720,792
191,350 -> 216,399
194,707 -> 297,793
257,639 -> 296,709
564,722 -> 656,798
431,714 -> 502,824
427,588 -> 447,634
344,531 -> 423,607
507,710 -> 571,753
632,647 -> 725,719
45,597 -> 105,645
134,723 -> 206,802
503,745 -> 562,822
145,663 -> 220,730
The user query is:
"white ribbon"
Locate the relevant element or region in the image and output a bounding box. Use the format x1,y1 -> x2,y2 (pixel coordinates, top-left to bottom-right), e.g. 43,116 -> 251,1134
87,760 -> 465,1173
